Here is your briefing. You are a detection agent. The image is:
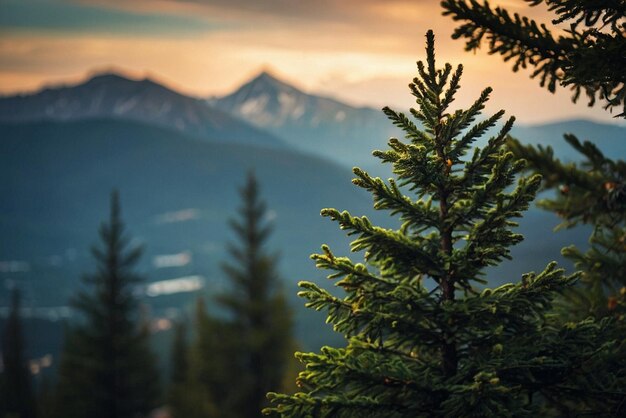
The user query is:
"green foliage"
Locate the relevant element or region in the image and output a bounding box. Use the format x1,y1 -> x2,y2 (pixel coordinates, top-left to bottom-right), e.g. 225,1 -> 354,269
168,300 -> 221,418
508,134 -> 626,320
443,0 -> 626,324
265,31 -> 623,417
0,289 -> 36,418
173,174 -> 296,418
167,321 -> 190,418
219,172 -> 296,417
444,0 -> 626,407
52,191 -> 160,418
441,0 -> 626,116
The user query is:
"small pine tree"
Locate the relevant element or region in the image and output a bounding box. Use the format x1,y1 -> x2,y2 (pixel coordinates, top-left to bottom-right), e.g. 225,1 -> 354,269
217,171 -> 295,418
53,191 -> 160,418
265,31 -> 622,417
442,0 -> 626,325
0,289 -> 36,418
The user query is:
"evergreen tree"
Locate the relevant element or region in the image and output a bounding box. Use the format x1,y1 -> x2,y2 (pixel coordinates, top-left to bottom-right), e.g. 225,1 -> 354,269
53,191 -> 160,418
442,0 -> 626,116
265,31 -> 622,417
0,289 -> 35,418
217,171 -> 295,418
442,0 -> 626,321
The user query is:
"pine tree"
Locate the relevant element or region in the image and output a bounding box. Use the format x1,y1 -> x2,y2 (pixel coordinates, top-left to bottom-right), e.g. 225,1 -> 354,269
0,289 -> 36,418
265,31 -> 623,417
442,0 -> 626,322
53,191 -> 160,418
441,0 -> 626,116
217,171 -> 295,418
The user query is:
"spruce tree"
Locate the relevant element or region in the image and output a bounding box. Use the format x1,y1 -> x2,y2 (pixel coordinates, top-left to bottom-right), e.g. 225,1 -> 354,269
265,31 -> 622,417
217,171 -> 295,418
0,289 -> 36,418
53,191 -> 160,418
442,0 -> 626,322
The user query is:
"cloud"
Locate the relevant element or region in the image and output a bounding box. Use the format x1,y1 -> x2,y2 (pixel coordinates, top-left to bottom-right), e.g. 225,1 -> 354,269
0,0 -> 617,123
0,0 -> 216,35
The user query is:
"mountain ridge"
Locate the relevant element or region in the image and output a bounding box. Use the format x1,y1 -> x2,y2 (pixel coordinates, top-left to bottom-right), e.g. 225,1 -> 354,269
0,71 -> 286,149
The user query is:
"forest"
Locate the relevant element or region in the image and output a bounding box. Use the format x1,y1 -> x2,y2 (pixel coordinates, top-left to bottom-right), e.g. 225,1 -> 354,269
1,1 -> 625,417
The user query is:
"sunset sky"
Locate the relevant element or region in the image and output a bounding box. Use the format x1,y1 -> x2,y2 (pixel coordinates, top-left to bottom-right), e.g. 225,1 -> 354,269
0,0 -> 622,125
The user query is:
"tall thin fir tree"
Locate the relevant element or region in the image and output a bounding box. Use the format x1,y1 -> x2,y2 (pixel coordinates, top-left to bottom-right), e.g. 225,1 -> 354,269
217,171 -> 295,418
0,289 -> 36,418
442,0 -> 626,325
265,31 -> 622,417
53,191 -> 160,418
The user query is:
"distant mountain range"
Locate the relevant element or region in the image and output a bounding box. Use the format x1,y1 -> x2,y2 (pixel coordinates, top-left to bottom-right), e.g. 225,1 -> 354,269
1,69 -> 624,358
213,71 -> 626,168
2,70 -> 624,168
0,73 -> 284,149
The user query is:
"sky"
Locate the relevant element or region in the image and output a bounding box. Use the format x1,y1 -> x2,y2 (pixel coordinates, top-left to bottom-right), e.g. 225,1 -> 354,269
0,0 -> 622,125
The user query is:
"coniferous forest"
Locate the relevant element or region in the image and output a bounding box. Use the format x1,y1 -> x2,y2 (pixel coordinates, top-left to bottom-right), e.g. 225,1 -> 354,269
1,1 -> 625,417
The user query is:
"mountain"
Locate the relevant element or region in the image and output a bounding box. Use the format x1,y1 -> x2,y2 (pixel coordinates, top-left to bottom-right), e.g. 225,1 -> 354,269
213,71 -> 626,171
212,71 -> 401,170
0,72 -> 285,148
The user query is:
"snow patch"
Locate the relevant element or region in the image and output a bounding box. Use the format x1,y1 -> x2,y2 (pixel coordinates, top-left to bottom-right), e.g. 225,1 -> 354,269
240,94 -> 269,116
155,208 -> 200,224
153,251 -> 192,269
291,105 -> 305,119
145,276 -> 204,297
114,97 -> 139,114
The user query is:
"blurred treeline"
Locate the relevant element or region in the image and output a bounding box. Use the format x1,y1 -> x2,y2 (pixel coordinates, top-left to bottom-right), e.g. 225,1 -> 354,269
0,173 -> 297,418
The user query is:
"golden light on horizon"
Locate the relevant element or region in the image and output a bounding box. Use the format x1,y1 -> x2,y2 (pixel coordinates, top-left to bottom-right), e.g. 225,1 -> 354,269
0,0 -> 621,124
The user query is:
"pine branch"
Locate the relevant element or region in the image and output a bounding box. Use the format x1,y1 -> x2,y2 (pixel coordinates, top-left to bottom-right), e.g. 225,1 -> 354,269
442,0 -> 626,116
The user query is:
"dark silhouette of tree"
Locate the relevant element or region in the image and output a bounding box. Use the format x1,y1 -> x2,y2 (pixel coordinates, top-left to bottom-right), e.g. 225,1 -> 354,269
0,288 -> 36,418
53,191 -> 160,418
178,173 -> 295,418
219,172 -> 295,418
